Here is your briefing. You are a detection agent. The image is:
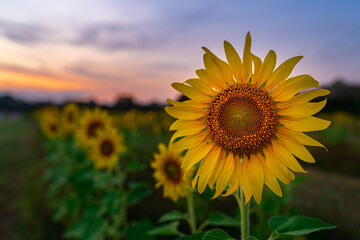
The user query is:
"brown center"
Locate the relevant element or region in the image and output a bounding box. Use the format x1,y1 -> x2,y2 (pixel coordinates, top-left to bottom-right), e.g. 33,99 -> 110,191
100,139 -> 115,157
86,120 -> 104,138
206,83 -> 279,155
49,123 -> 58,133
67,111 -> 74,123
163,159 -> 182,183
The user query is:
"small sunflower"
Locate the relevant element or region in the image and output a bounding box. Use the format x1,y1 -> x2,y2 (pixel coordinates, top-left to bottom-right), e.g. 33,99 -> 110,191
39,107 -> 61,139
165,32 -> 330,204
88,128 -> 127,170
62,103 -> 79,135
75,108 -> 113,148
151,143 -> 193,202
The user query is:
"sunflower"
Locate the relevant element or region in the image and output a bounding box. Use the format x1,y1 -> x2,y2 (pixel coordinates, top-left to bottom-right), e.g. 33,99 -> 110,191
151,143 -> 193,202
165,32 -> 330,204
88,128 -> 127,170
62,103 -> 79,135
75,108 -> 113,148
39,107 -> 61,139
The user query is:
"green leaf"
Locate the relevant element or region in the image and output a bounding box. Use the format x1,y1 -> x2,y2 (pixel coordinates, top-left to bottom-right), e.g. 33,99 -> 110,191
269,215 -> 336,237
147,221 -> 183,236
126,220 -> 155,240
53,203 -> 67,221
203,229 -> 235,240
244,237 -> 258,240
208,212 -> 239,227
126,161 -> 147,172
159,210 -> 185,223
127,188 -> 152,206
267,216 -> 288,231
175,232 -> 206,240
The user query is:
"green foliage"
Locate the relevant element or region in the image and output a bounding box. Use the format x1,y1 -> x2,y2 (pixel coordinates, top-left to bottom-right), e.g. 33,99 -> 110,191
268,215 -> 336,238
159,210 -> 186,223
203,229 -> 235,240
126,219 -> 155,240
147,221 -> 183,236
175,232 -> 206,240
207,212 -> 239,227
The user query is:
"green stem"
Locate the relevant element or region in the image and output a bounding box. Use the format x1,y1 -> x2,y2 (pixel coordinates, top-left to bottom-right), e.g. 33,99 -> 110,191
234,187 -> 250,239
186,194 -> 197,234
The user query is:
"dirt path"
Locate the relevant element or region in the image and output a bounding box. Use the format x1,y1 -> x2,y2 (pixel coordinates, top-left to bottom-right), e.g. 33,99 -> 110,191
0,117 -> 47,239
293,168 -> 360,239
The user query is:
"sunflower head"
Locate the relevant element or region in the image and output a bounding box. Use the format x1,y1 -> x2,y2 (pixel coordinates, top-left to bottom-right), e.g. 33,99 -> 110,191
38,106 -> 61,139
151,143 -> 193,202
75,108 -> 113,148
62,103 -> 79,135
88,127 -> 127,170
165,32 -> 330,204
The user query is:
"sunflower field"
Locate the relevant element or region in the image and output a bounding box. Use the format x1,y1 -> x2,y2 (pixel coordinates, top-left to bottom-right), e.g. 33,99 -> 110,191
3,33 -> 360,240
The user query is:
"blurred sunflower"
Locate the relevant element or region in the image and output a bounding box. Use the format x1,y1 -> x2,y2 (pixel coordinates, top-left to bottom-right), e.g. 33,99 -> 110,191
89,128 -> 127,170
75,108 -> 112,148
151,143 -> 193,202
62,103 -> 79,135
39,107 -> 61,139
165,32 -> 330,203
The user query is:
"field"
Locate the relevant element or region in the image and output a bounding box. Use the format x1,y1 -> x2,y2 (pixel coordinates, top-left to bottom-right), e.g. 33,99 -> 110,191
0,109 -> 359,240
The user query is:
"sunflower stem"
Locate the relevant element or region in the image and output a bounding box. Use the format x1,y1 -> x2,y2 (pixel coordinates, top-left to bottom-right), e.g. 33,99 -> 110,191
186,194 -> 197,234
235,187 -> 250,240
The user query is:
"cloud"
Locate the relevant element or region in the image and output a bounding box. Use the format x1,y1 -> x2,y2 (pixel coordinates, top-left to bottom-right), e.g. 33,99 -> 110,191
73,23 -> 168,51
0,20 -> 51,44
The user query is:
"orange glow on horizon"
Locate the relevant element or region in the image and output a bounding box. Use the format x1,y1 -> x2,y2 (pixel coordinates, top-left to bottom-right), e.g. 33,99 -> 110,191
0,69 -> 82,91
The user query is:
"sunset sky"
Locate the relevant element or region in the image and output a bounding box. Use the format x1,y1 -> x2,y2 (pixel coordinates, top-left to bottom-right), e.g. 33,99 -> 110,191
0,0 -> 359,104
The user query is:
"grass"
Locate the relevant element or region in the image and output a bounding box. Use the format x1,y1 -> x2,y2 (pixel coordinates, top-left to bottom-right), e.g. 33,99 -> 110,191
0,116 -> 61,240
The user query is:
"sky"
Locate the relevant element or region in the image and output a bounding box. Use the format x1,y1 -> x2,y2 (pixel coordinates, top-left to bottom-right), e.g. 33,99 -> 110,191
0,0 -> 359,104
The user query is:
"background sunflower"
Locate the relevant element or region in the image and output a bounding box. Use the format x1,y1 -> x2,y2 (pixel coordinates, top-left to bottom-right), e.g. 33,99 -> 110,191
74,108 -> 113,149
88,128 -> 127,170
151,143 -> 193,202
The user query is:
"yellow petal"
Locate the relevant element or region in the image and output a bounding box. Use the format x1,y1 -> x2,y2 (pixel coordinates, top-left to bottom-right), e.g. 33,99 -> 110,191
249,154 -> 264,204
196,69 -> 225,90
158,143 -> 167,154
281,116 -> 331,132
212,153 -> 234,199
257,153 -> 282,197
278,89 -> 330,108
222,154 -> 241,197
289,129 -> 328,151
203,54 -> 228,89
224,41 -> 242,82
208,150 -> 227,189
165,106 -> 206,120
257,50 -> 277,86
172,82 -> 211,103
271,141 -> 307,173
197,147 -> 222,193
170,123 -> 205,143
169,119 -> 203,131
167,98 -> 208,109
270,74 -> 319,102
279,99 -> 327,119
202,47 -> 233,85
242,32 -> 252,82
265,56 -> 303,90
264,148 -> 295,184
182,141 -> 214,173
171,131 -> 208,150
251,53 -> 262,84
277,128 -> 317,163
185,78 -> 216,96
241,156 -> 253,203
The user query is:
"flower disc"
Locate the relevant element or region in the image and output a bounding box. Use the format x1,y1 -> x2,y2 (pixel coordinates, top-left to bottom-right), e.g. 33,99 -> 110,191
206,83 -> 279,155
